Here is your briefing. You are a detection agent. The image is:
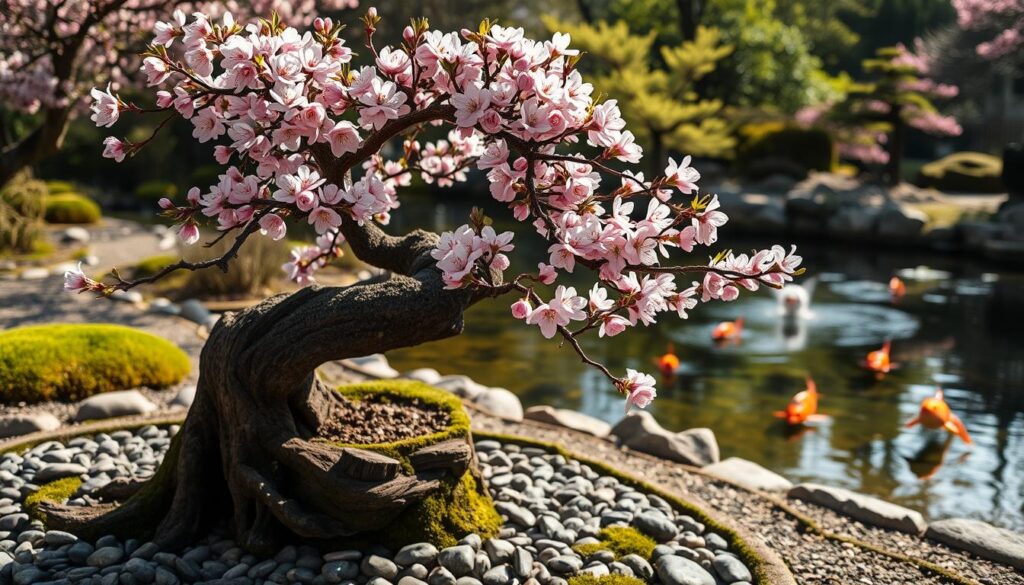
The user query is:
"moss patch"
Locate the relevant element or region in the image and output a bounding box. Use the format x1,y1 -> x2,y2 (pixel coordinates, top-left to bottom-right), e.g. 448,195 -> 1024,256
567,575 -> 646,585
132,254 -> 179,279
0,324 -> 191,404
25,476 -> 82,523
43,193 -> 101,224
573,526 -> 656,560
331,381 -> 500,548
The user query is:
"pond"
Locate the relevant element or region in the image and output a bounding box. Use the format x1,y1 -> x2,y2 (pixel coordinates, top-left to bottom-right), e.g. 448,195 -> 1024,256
385,193 -> 1024,531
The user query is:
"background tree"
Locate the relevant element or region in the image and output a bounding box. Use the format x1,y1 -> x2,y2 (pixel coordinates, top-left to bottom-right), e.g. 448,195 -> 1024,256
51,9 -> 801,550
952,0 -> 1024,62
0,0 -> 357,190
541,16 -> 735,175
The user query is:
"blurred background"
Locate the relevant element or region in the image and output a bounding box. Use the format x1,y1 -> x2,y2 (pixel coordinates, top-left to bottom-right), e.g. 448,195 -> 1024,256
2,0 -> 1023,531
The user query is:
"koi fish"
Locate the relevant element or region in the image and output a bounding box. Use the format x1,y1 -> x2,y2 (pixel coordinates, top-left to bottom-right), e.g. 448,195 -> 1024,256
905,388 -> 972,445
863,340 -> 895,374
889,276 -> 906,301
774,377 -> 827,425
655,344 -> 680,376
712,317 -> 744,342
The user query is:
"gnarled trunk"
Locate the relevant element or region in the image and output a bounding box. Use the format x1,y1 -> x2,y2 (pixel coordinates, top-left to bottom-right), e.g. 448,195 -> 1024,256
40,230 -> 490,553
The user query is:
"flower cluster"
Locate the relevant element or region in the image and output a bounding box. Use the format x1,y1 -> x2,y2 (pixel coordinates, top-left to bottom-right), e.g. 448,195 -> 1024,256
80,8 -> 803,411
953,0 -> 1024,59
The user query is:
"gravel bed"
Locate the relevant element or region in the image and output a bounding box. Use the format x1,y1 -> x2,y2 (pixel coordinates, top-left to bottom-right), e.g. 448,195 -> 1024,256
0,428 -> 755,585
470,411 -> 1024,585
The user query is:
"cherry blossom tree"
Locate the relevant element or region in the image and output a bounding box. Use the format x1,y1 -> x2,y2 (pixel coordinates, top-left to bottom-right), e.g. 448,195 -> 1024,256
53,7 -> 802,550
952,0 -> 1024,60
0,0 -> 356,189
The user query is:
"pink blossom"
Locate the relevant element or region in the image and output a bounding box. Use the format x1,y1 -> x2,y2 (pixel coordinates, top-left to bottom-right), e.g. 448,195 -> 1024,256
325,121 -> 361,156
102,137 -> 126,162
259,213 -> 287,240
63,263 -> 102,294
664,156 -> 700,194
178,222 -> 200,245
308,206 -> 342,234
537,263 -> 557,285
620,369 -> 657,412
89,85 -> 120,127
451,83 -> 492,128
511,299 -> 532,320
192,108 -> 225,143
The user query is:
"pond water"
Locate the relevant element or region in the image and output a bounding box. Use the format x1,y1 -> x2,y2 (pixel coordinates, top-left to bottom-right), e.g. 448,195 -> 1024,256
385,194 -> 1024,531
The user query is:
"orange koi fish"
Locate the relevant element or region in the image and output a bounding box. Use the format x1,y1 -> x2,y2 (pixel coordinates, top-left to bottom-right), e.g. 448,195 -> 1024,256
863,340 -> 895,374
774,377 -> 827,426
889,276 -> 906,301
712,317 -> 744,342
905,388 -> 972,445
655,344 -> 680,376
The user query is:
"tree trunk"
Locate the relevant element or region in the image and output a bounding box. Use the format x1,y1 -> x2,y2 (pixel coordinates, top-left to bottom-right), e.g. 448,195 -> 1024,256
649,129 -> 665,180
39,231 -> 491,553
675,0 -> 702,42
885,107 -> 905,187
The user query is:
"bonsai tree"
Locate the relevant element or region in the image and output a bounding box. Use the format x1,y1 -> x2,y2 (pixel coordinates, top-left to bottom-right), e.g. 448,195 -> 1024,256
0,0 -> 357,189
57,7 -> 803,551
540,17 -> 735,175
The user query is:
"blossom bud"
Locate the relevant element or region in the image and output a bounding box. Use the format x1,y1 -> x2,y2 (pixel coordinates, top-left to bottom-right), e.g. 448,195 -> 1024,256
403,25 -> 416,44
158,198 -> 174,210
511,299 -> 532,320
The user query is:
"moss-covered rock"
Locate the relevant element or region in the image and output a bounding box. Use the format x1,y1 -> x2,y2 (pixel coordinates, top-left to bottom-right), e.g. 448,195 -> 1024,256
44,193 -> 101,224
25,477 -> 82,523
333,381 -> 502,548
567,575 -> 646,585
916,152 -> 1005,193
0,324 -> 191,404
573,526 -> 657,560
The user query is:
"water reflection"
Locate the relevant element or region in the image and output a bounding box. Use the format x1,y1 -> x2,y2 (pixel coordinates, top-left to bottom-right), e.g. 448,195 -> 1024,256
385,194 -> 1024,530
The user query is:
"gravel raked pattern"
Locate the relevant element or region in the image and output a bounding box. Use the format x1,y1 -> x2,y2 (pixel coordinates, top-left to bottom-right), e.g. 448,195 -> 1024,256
0,430 -> 754,585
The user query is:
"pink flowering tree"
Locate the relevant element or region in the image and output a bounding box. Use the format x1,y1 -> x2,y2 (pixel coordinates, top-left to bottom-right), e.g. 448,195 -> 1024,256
0,0 -> 356,189
953,0 -> 1024,61
797,44 -> 961,185
54,8 -> 802,550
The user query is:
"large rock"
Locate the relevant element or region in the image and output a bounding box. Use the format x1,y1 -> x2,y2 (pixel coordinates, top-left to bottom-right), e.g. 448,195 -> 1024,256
827,206 -> 878,238
926,518 -> 1024,569
403,368 -> 443,385
74,390 -> 158,422
433,375 -> 488,401
787,483 -> 927,535
875,204 -> 927,239
704,457 -> 792,492
610,412 -> 719,466
61,227 -> 91,244
523,406 -> 611,437
179,299 -> 212,325
473,388 -> 523,422
654,555 -> 715,585
0,413 -> 62,438
347,354 -> 399,378
170,385 -> 197,409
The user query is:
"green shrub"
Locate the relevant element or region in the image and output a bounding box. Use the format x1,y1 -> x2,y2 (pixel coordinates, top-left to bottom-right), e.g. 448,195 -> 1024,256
44,193 -> 101,224
0,324 -> 191,404
44,180 -> 76,195
916,152 -> 1005,193
0,173 -> 46,254
736,122 -> 835,179
133,254 -> 178,279
573,526 -> 657,559
134,181 -> 177,202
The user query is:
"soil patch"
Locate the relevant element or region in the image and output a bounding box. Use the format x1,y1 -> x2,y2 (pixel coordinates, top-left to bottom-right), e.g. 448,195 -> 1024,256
319,395 -> 450,444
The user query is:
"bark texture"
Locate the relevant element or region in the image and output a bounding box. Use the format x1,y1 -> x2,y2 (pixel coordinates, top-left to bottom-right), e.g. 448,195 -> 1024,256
39,225 -> 493,553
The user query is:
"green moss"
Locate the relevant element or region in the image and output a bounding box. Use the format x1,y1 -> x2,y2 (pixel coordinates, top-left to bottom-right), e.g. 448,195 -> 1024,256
133,254 -> 178,279
567,575 -> 646,585
574,526 -> 656,560
0,324 -> 191,404
25,477 -> 82,523
331,381 -> 500,548
44,193 -> 101,224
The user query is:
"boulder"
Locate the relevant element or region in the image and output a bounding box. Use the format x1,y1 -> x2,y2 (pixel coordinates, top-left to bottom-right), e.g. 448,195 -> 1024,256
110,290 -> 143,304
61,227 -> 91,244
958,220 -> 1002,252
20,268 -> 49,280
827,206 -> 878,238
787,483 -> 927,535
170,385 -> 197,409
0,413 -> 62,439
875,204 -> 927,239
433,375 -> 488,401
473,388 -> 523,421
654,555 -> 715,585
179,299 -> 212,325
347,354 -> 399,379
523,406 -> 611,437
926,518 -> 1024,569
610,412 -> 719,466
74,390 -> 158,422
703,457 -> 792,491
403,368 -> 443,385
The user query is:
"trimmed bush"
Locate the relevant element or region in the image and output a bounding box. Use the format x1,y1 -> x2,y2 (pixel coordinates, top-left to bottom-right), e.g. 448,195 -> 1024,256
44,193 -> 101,224
0,172 -> 46,254
135,180 -> 177,202
916,152 -> 1005,193
736,122 -> 835,180
0,324 -> 191,404
43,180 -> 76,195
133,254 -> 178,279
